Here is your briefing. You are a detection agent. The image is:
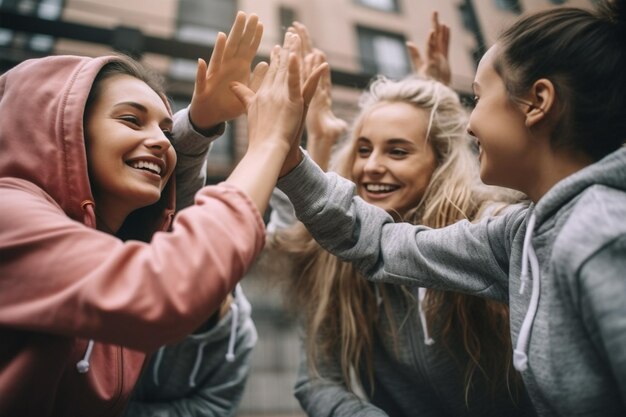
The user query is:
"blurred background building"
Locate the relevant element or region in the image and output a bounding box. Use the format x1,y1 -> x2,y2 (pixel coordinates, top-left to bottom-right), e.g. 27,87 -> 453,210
0,0 -> 594,415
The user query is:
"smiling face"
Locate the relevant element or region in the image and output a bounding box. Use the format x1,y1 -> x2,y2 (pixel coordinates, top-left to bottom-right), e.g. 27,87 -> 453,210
351,101 -> 437,217
85,74 -> 176,231
467,45 -> 535,190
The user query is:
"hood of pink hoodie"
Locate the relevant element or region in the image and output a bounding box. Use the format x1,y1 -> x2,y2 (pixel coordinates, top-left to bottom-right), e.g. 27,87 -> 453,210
0,55 -> 175,232
0,55 -> 175,417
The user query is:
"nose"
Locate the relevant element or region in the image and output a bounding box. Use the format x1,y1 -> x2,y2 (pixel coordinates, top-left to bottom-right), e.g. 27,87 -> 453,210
144,127 -> 172,155
363,152 -> 386,175
466,123 -> 475,137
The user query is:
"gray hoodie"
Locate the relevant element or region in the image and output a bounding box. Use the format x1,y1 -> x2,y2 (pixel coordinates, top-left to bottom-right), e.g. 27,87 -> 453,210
294,283 -> 536,417
277,147 -> 626,417
123,285 -> 257,417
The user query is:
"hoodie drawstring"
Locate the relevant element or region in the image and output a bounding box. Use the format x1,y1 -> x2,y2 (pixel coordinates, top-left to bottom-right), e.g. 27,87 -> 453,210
76,201 -> 97,374
417,287 -> 435,345
514,212 -> 541,372
152,346 -> 166,385
225,301 -> 239,362
188,289 -> 240,387
76,339 -> 95,373
188,341 -> 208,388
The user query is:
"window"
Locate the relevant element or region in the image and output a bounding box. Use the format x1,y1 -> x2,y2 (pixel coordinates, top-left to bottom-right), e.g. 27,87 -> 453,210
0,0 -> 63,52
355,0 -> 399,13
495,0 -> 522,13
357,26 -> 409,79
170,0 -> 235,80
279,6 -> 297,36
458,0 -> 486,69
170,0 -> 237,170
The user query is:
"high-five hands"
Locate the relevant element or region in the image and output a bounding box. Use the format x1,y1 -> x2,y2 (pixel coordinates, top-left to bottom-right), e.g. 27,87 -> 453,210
406,11 -> 451,85
230,32 -> 327,156
189,11 -> 267,131
289,22 -> 348,171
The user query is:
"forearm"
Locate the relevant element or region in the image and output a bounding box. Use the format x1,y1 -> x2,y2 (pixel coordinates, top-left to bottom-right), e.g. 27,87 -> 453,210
276,154 -> 513,299
306,133 -> 338,171
172,107 -> 225,210
0,181 -> 264,351
226,140 -> 290,214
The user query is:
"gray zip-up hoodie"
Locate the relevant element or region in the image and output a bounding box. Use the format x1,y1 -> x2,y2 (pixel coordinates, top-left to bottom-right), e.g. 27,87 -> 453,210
277,147 -> 626,417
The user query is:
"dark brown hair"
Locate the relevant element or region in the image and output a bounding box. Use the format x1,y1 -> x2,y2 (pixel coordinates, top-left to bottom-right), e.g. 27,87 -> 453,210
494,0 -> 626,161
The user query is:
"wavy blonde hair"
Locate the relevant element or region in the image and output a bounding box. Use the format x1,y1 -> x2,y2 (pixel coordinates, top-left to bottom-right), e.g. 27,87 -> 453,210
273,75 -> 523,403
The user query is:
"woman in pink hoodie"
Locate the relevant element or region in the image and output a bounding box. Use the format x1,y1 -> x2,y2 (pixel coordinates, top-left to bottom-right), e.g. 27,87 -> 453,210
0,15 -> 324,417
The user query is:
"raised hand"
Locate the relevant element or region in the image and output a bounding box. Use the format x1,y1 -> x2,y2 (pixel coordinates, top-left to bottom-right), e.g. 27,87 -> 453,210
189,11 -> 265,131
287,22 -> 347,170
225,32 -> 327,213
303,50 -> 348,170
406,11 -> 451,85
230,32 -> 327,155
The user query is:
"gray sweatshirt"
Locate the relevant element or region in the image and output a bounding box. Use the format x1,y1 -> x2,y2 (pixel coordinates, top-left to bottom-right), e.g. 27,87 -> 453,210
123,285 -> 257,417
294,283 -> 536,417
277,147 -> 626,417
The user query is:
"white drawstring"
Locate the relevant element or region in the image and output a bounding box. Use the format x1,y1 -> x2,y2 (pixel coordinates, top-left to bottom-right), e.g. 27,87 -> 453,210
76,339 -> 95,373
152,346 -> 166,385
514,212 -> 541,371
374,284 -> 383,307
225,302 -> 239,362
417,287 -> 435,346
188,341 -> 207,388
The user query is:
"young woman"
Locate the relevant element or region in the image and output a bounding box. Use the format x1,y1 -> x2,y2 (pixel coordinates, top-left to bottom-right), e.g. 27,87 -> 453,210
123,13 -> 261,417
274,74 -> 532,417
269,18 -> 534,417
0,21 -> 324,417
276,1 -> 626,416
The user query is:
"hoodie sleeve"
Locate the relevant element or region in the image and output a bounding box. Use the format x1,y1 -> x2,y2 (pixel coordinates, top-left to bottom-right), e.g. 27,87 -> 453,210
172,107 -> 226,210
0,178 -> 264,351
277,154 -> 517,302
294,340 -> 388,417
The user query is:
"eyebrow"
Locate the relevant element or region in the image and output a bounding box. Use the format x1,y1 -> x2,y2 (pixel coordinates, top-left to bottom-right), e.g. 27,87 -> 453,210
471,81 -> 480,93
357,137 -> 416,146
113,101 -> 173,126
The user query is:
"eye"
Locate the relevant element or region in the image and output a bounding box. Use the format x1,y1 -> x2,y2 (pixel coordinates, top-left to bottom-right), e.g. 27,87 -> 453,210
162,129 -> 174,141
390,147 -> 409,157
472,96 -> 480,105
357,145 -> 371,157
119,114 -> 140,126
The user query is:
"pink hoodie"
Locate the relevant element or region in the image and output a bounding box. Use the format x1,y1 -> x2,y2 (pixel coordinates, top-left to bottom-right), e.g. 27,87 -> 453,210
0,56 -> 265,416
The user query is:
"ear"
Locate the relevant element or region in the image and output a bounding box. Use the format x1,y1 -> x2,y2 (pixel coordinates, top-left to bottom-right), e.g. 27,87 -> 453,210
525,78 -> 555,128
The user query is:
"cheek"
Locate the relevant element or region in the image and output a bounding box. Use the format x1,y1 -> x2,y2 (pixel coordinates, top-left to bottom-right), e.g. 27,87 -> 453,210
351,160 -> 364,181
164,149 -> 177,183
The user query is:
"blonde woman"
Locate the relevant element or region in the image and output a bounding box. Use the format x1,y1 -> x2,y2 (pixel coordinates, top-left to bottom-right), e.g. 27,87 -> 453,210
274,73 -> 536,417
268,17 -> 535,415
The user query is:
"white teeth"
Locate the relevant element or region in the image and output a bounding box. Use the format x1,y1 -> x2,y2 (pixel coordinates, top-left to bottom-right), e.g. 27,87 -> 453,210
131,160 -> 162,175
365,184 -> 397,192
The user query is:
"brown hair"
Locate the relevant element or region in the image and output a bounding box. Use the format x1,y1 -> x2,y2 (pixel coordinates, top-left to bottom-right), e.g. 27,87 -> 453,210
494,0 -> 626,161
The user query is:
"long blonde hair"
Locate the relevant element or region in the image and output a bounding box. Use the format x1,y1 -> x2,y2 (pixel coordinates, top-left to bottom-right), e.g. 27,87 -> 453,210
273,75 -> 523,403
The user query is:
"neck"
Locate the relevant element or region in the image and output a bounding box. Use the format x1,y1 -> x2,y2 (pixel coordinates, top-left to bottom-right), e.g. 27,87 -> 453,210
524,147 -> 593,202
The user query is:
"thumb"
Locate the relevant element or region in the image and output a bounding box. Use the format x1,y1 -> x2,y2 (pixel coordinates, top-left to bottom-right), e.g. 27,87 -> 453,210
406,41 -> 422,72
302,63 -> 329,106
250,61 -> 269,92
194,58 -> 208,93
229,82 -> 254,110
